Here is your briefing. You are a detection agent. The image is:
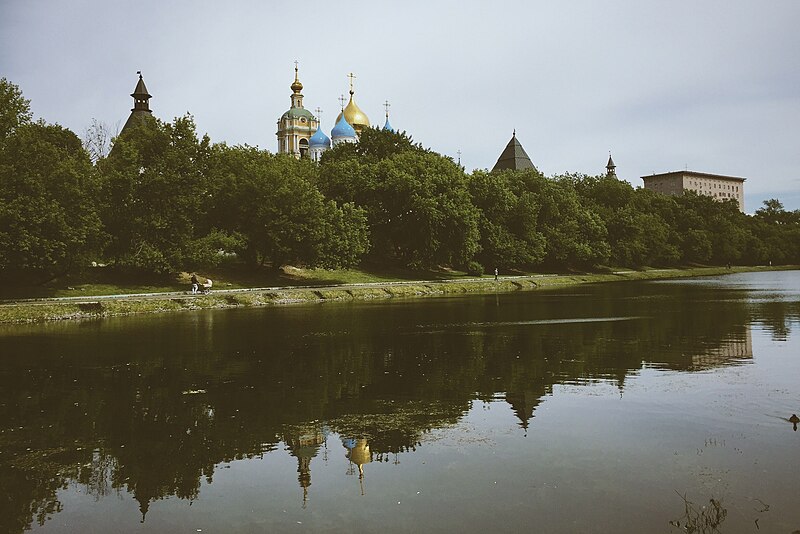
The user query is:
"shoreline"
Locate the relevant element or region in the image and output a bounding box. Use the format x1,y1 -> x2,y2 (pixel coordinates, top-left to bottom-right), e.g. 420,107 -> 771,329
0,266 -> 793,325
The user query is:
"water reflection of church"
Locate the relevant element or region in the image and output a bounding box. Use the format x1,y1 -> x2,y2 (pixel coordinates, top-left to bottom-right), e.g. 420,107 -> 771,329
283,423 -> 375,505
5,298 -> 767,528
277,323 -> 755,506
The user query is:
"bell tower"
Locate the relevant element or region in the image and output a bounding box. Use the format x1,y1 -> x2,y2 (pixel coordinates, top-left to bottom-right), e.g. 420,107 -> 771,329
276,62 -> 318,158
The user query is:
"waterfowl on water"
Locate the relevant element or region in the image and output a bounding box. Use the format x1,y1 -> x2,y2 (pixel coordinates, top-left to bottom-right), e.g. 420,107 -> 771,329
789,414 -> 800,424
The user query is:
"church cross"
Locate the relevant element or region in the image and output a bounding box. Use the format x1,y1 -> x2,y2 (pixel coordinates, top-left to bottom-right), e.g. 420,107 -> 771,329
339,94 -> 347,111
347,72 -> 356,92
384,100 -> 391,117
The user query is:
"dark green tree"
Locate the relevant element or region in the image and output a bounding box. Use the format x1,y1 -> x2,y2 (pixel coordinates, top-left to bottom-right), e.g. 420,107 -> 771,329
543,174 -> 611,268
208,145 -> 368,269
0,79 -> 104,281
97,114 -> 215,273
0,77 -> 32,140
469,169 -> 546,269
750,199 -> 800,264
319,130 -> 479,269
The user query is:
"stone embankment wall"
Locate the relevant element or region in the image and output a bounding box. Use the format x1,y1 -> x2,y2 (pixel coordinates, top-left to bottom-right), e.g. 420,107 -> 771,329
0,267 -> 787,325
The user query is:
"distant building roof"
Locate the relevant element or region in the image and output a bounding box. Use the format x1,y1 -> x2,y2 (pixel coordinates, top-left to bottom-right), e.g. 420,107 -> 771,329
642,170 -> 746,182
492,131 -> 534,171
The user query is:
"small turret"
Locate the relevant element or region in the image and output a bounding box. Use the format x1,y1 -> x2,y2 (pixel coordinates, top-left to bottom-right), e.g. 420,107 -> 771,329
131,72 -> 151,111
120,71 -> 154,135
606,152 -> 617,177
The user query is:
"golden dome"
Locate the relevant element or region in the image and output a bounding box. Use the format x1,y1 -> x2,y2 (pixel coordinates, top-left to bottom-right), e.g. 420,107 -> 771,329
291,64 -> 303,93
336,92 -> 370,135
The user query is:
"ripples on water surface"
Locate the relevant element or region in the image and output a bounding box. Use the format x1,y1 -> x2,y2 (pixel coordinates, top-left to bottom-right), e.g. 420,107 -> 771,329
1,270 -> 799,533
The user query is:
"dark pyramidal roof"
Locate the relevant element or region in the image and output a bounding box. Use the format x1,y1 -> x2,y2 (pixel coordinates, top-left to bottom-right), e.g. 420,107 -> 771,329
121,72 -> 154,135
492,131 -> 535,172
606,153 -> 616,176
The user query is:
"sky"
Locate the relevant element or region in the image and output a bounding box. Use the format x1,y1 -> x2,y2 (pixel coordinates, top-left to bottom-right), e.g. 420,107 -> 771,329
2,0 -> 799,212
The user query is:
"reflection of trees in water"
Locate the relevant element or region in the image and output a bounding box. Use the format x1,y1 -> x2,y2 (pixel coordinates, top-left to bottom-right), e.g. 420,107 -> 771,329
751,300 -> 799,341
0,279 -> 796,531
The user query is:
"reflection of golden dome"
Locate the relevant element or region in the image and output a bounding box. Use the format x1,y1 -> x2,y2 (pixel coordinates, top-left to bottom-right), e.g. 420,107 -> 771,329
347,438 -> 372,466
336,92 -> 370,135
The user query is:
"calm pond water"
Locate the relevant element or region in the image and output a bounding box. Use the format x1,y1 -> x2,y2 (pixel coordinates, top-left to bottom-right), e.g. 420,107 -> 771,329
1,271 -> 799,533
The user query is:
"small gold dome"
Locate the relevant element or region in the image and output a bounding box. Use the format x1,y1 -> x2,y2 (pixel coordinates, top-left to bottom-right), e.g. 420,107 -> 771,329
291,65 -> 303,93
336,92 -> 370,135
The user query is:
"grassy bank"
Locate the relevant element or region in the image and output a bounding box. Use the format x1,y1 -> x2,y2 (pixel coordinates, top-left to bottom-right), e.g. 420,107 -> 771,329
0,263 -> 466,300
0,265 -> 793,325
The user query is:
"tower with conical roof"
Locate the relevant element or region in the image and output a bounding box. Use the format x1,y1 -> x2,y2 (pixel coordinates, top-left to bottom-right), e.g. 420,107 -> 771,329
121,71 -> 154,135
277,62 -> 319,158
606,153 -> 617,178
491,130 -> 535,172
335,73 -> 370,136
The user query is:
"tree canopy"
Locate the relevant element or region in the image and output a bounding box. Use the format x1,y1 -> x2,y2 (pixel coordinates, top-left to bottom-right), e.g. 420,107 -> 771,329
1,78 -> 797,280
318,128 -> 479,269
1,79 -> 104,281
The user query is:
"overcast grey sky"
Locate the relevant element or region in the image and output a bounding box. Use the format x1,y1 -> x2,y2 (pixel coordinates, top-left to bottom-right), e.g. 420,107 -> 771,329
2,0 -> 799,212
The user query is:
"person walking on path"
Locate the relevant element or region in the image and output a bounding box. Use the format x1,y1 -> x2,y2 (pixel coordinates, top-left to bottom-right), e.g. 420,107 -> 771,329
494,267 -> 498,281
190,274 -> 199,294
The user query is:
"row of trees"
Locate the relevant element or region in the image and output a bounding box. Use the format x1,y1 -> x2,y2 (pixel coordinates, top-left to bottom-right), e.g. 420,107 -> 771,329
1,77 -> 798,282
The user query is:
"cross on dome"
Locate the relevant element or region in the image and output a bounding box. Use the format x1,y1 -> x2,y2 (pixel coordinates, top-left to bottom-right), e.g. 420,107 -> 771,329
291,61 -> 303,93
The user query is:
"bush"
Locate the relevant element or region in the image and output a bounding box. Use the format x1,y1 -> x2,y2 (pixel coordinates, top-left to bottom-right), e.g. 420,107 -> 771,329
465,261 -> 484,276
